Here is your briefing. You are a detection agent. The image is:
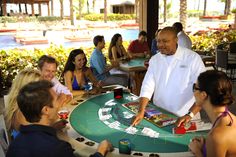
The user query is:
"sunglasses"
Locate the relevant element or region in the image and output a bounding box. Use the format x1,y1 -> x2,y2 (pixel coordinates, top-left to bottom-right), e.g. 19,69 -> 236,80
192,83 -> 201,92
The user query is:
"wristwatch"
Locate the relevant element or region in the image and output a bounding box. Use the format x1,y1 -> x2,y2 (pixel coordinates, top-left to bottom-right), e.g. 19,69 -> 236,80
186,111 -> 194,118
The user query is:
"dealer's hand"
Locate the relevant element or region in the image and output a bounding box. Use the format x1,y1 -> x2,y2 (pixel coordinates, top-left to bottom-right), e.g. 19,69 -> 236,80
131,111 -> 145,126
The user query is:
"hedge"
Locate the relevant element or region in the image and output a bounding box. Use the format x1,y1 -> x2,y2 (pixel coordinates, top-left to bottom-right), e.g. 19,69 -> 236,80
0,41 -> 130,90
83,13 -> 135,21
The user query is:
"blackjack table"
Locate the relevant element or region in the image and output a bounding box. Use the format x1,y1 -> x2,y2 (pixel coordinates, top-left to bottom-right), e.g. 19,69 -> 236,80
69,92 -> 207,157
119,58 -> 147,72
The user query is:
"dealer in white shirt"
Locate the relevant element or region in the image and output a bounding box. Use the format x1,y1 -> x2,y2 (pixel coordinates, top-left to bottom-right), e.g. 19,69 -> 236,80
173,22 -> 192,49
131,27 -> 206,127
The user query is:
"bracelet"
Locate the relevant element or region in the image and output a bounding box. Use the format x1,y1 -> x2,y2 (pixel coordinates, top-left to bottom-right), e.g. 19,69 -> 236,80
186,111 -> 194,118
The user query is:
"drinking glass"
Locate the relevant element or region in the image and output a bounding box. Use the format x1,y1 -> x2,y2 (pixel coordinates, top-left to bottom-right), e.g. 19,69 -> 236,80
58,107 -> 70,119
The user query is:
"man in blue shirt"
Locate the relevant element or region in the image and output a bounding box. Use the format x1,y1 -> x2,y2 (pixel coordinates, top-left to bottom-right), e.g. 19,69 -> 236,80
6,80 -> 113,157
90,35 -> 128,87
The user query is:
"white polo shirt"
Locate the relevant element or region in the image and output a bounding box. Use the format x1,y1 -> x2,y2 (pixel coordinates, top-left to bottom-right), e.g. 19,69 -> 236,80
178,31 -> 192,49
52,77 -> 72,96
140,46 -> 206,116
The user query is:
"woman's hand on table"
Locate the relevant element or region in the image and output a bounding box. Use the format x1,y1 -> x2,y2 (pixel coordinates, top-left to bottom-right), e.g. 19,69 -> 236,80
175,114 -> 191,127
97,140 -> 113,156
189,137 -> 205,157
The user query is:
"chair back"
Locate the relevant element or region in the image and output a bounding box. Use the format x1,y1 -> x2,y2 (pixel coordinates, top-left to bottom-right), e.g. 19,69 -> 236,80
0,143 -> 5,157
0,114 -> 9,156
230,42 -> 236,54
3,95 -> 8,108
215,49 -> 228,69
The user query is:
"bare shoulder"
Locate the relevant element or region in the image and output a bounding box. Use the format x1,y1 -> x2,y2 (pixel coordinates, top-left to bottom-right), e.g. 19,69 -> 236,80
64,70 -> 73,77
84,67 -> 93,76
112,46 -> 117,51
209,125 -> 236,144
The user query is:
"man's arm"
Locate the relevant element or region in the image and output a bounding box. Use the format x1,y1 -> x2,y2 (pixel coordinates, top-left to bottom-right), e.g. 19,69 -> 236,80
90,140 -> 113,157
131,97 -> 149,126
52,77 -> 73,97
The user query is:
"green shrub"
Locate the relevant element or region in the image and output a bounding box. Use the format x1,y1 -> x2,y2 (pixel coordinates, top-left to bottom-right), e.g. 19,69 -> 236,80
0,16 -> 18,23
83,13 -> 135,21
37,16 -> 61,22
0,41 -> 130,89
191,29 -> 236,55
0,16 -> 60,23
187,10 -> 202,17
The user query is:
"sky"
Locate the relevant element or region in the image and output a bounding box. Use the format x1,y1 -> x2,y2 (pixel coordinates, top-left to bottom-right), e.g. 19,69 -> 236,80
170,0 -> 236,14
6,0 -> 236,16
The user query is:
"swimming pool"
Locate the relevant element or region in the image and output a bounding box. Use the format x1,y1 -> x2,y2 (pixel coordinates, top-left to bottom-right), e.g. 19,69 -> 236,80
0,28 -> 139,50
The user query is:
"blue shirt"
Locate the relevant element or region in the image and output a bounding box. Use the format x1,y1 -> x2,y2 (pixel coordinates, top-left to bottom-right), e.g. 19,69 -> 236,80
151,38 -> 158,56
90,48 -> 109,80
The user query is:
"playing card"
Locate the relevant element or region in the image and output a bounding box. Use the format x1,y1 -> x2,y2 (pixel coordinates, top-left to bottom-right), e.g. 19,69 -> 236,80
123,111 -> 134,119
125,126 -> 138,134
141,127 -> 159,138
99,114 -> 112,121
105,100 -> 117,106
109,121 -> 120,129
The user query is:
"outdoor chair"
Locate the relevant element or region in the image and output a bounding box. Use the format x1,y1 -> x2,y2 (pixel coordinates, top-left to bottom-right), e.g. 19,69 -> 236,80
229,42 -> 236,54
215,48 -> 236,80
0,114 -> 9,156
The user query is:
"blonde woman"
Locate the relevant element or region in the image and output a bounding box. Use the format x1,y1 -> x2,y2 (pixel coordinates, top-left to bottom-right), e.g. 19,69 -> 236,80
5,68 -> 41,139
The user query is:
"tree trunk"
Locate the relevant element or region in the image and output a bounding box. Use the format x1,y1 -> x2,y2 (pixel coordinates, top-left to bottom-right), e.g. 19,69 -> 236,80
60,0 -> 64,19
104,0 -> 107,23
163,0 -> 167,22
92,0 -> 95,12
234,13 -> 236,28
70,0 -> 74,25
224,0 -> 231,15
78,0 -> 82,20
87,0 -> 89,14
51,0 -> 54,16
179,0 -> 187,30
135,0 -> 139,23
203,0 -> 207,16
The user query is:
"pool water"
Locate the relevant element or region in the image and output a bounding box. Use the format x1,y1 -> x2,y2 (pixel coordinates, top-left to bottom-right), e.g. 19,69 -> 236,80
0,28 -> 139,50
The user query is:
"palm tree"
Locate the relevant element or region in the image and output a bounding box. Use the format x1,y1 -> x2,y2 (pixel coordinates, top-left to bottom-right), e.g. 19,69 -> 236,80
78,0 -> 83,20
220,0 -> 232,15
104,0 -> 107,23
59,0 -> 64,19
224,0 -> 231,15
51,0 -> 54,16
179,0 -> 187,30
92,0 -> 96,12
203,0 -> 207,16
135,0 -> 139,23
87,0 -> 89,13
163,0 -> 167,22
69,0 -> 74,25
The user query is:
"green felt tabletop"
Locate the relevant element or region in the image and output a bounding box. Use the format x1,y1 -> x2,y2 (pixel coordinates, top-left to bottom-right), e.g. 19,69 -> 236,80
70,93 -> 207,153
119,58 -> 147,72
127,58 -> 146,67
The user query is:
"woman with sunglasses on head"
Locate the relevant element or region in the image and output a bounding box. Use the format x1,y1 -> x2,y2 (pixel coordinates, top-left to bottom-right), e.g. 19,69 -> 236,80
189,70 -> 236,157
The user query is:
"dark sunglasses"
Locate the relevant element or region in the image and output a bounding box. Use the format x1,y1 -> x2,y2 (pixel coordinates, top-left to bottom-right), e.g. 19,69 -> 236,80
192,83 -> 201,92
